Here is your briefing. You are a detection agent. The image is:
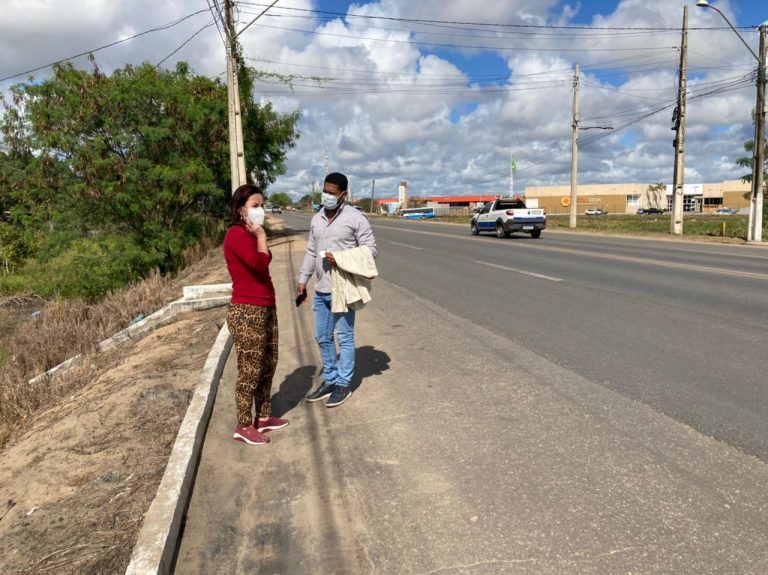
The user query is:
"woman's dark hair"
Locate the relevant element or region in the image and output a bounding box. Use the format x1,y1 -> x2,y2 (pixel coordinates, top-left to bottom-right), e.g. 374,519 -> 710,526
228,184 -> 265,225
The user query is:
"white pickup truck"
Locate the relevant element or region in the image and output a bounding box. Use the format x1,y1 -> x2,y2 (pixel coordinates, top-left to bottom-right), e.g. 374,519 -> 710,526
470,198 -> 546,238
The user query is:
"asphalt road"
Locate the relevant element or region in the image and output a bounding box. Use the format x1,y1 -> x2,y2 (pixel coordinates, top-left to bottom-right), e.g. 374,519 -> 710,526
281,212 -> 768,462
176,218 -> 768,574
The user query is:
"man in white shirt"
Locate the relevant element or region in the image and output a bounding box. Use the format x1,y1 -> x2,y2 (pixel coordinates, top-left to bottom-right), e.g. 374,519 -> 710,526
296,172 -> 378,408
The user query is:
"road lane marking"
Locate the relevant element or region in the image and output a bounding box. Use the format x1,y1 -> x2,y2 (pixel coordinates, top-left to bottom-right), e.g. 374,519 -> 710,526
474,261 -> 563,282
366,223 -> 768,281
389,241 -> 423,250
518,244 -> 768,281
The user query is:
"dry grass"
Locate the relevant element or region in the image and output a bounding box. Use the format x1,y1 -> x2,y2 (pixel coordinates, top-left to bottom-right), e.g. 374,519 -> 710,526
0,236 -> 225,448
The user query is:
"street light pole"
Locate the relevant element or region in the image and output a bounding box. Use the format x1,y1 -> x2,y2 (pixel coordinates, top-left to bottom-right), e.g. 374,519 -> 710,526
696,1 -> 765,242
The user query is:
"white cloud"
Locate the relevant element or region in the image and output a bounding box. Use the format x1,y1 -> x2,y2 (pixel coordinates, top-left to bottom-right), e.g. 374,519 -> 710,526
1,0 -> 766,200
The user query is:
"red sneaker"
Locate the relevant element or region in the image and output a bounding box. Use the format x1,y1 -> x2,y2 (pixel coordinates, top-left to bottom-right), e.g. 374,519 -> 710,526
233,425 -> 270,445
256,416 -> 290,432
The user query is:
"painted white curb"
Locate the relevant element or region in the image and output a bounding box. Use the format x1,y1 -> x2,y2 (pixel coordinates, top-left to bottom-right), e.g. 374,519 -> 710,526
124,323 -> 233,575
29,286 -> 232,386
182,283 -> 232,300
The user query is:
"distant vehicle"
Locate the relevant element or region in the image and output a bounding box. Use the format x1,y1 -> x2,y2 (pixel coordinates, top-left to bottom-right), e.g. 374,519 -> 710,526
716,207 -> 739,215
271,205 -> 282,214
584,208 -> 608,216
400,207 -> 436,220
637,207 -> 666,215
470,198 -> 546,238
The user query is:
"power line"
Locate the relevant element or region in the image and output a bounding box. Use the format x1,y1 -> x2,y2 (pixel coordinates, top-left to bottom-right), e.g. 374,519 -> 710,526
235,0 -> 281,39
237,3 -> 759,32
207,0 -> 229,48
153,21 -> 218,70
0,9 -> 210,83
237,8 -> 681,40
248,22 -> 679,53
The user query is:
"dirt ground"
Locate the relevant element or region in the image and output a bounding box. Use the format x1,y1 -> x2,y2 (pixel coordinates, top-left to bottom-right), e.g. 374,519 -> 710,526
0,247 -> 233,574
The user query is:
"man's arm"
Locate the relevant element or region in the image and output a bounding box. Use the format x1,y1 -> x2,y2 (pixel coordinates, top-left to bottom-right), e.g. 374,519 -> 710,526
355,215 -> 377,258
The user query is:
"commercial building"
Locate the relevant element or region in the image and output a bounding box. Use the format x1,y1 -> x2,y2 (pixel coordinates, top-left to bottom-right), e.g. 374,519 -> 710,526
523,180 -> 751,215
369,179 -> 750,215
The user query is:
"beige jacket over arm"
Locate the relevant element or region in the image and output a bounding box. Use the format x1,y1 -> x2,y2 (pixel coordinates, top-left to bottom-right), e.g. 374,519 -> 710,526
330,245 -> 379,313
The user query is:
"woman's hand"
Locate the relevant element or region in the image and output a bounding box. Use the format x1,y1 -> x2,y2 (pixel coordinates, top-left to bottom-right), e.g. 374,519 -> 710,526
245,220 -> 266,238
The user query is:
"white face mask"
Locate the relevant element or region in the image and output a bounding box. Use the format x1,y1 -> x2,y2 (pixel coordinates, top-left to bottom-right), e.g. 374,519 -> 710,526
321,191 -> 343,210
246,206 -> 265,226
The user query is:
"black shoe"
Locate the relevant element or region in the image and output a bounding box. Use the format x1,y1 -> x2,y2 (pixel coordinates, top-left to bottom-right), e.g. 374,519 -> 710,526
305,382 -> 334,402
326,385 -> 352,408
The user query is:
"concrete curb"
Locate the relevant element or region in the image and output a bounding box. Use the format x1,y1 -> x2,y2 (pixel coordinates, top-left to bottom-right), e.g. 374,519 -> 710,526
29,285 -> 232,386
124,322 -> 233,575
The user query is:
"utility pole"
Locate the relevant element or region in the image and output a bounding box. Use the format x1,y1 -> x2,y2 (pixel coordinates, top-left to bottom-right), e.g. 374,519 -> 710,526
569,64 -> 580,228
370,179 -> 376,213
749,25 -> 766,242
224,0 -> 247,193
509,151 -> 516,196
671,6 -> 688,235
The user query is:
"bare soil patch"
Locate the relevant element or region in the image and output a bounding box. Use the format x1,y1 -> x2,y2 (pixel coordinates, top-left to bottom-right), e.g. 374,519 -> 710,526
0,247 -> 232,574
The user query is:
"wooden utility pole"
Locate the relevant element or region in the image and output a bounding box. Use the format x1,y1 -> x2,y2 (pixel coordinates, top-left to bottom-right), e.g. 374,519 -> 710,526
225,0 -> 247,193
671,6 -> 688,235
569,64 -> 580,228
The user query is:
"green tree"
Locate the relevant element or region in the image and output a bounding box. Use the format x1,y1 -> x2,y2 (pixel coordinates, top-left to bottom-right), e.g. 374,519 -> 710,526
2,60 -> 229,266
0,58 -> 301,298
735,137 -> 768,221
0,222 -> 33,275
268,192 -> 292,207
238,64 -> 301,189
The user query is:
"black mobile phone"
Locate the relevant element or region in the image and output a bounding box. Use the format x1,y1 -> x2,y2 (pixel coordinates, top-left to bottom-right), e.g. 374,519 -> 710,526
295,292 -> 307,307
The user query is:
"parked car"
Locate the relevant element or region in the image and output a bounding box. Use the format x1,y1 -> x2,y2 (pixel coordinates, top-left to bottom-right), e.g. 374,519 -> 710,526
584,208 -> 608,216
271,205 -> 282,214
716,207 -> 739,215
637,207 -> 666,215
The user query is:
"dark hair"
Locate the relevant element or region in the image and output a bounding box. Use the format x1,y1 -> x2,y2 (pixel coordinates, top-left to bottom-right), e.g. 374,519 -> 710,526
324,172 -> 348,192
228,184 -> 265,225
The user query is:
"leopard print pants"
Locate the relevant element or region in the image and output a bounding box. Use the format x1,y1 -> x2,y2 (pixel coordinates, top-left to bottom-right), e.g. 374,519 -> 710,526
226,303 -> 279,428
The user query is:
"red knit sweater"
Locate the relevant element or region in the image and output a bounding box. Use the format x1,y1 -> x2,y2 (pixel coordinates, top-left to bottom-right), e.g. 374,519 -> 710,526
223,224 -> 276,307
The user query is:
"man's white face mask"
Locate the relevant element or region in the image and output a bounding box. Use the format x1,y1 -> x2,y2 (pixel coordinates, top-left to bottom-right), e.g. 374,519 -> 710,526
321,191 -> 343,210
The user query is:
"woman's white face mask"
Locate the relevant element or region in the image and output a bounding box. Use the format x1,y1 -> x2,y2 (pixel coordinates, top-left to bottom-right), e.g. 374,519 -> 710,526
246,206 -> 265,226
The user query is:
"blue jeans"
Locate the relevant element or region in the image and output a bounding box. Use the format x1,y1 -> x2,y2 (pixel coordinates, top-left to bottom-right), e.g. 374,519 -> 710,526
313,291 -> 356,388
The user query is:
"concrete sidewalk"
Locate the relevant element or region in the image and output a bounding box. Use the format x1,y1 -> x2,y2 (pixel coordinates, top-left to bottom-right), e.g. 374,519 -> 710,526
173,225 -> 768,574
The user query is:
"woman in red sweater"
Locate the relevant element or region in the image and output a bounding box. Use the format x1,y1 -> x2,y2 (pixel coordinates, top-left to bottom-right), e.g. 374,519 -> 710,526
224,184 -> 288,446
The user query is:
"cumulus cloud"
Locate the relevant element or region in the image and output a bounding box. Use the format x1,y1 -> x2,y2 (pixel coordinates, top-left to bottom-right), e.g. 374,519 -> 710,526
1,0 -> 766,200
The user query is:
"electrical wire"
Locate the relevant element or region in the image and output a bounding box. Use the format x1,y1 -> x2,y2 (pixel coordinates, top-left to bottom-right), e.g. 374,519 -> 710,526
0,9 -> 210,83
153,21 -> 218,70
207,0 -> 229,48
236,3 -> 759,32
236,8 -> 681,40
248,22 -> 679,54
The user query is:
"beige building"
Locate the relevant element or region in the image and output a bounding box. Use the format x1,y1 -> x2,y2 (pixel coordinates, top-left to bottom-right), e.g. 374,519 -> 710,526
525,180 -> 751,215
